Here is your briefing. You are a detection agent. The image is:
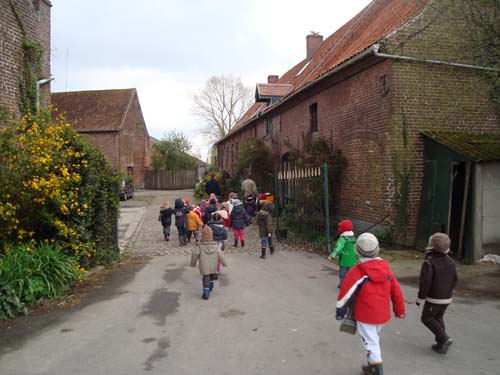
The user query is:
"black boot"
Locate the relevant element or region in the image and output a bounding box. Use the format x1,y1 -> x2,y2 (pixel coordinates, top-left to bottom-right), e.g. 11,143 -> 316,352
241,240 -> 245,247
209,281 -> 214,291
362,362 -> 383,375
234,239 -> 238,247
432,337 -> 453,354
260,248 -> 266,259
270,246 -> 275,255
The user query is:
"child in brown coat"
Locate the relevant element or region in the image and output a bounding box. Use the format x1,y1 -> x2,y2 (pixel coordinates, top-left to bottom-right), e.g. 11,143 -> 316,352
417,232 -> 457,354
191,226 -> 227,300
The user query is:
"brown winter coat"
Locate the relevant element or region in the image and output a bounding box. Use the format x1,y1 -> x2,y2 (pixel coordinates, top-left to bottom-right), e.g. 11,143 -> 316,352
256,210 -> 272,238
191,241 -> 227,275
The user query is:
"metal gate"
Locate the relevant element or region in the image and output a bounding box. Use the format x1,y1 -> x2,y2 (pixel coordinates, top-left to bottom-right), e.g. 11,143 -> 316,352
275,163 -> 332,253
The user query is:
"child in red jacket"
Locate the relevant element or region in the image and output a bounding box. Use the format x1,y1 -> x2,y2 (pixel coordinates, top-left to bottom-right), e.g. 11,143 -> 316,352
336,233 -> 406,375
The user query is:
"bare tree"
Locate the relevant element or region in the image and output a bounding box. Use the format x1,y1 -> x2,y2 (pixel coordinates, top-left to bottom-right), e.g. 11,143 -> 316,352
191,75 -> 253,141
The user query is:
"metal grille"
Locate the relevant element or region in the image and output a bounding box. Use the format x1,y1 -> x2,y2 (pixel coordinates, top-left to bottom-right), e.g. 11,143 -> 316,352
275,164 -> 332,252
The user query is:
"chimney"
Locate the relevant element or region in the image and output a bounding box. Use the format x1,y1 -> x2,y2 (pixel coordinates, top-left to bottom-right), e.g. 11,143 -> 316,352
306,32 -> 323,60
268,75 -> 279,84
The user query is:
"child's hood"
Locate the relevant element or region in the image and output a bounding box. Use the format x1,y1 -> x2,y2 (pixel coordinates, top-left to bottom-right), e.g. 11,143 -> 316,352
357,259 -> 391,283
199,242 -> 217,254
256,210 -> 269,219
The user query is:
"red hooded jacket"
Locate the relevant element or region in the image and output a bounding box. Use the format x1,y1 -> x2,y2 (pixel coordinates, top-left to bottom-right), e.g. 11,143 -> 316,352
336,259 -> 406,324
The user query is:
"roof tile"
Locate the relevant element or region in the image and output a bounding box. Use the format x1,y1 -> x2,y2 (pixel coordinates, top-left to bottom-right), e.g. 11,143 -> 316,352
51,88 -> 136,132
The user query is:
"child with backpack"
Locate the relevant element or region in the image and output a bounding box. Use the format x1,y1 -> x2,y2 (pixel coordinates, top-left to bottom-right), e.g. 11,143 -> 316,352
208,212 -> 228,251
230,199 -> 250,247
174,198 -> 188,246
336,233 -> 406,375
158,200 -> 174,241
203,198 -> 218,224
256,201 -> 275,259
191,226 -> 227,300
328,219 -> 357,287
186,205 -> 203,243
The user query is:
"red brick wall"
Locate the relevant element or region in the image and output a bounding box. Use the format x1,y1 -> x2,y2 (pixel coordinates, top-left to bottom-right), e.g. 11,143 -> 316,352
389,62 -> 499,244
216,0 -> 500,246
0,0 -> 51,117
80,132 -> 120,169
267,60 -> 394,226
120,93 -> 150,187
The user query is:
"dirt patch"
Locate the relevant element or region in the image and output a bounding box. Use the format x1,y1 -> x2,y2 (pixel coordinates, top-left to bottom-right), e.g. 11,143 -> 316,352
0,254 -> 149,357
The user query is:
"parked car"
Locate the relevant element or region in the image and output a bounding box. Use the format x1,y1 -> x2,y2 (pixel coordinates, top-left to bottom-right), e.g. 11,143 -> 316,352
119,180 -> 134,200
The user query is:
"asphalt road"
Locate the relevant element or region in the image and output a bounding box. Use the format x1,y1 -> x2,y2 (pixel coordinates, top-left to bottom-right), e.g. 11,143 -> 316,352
1,190 -> 499,375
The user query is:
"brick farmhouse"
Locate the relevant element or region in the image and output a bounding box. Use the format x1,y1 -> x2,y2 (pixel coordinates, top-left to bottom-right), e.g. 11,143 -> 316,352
0,0 -> 51,117
51,89 -> 152,187
215,0 -> 500,259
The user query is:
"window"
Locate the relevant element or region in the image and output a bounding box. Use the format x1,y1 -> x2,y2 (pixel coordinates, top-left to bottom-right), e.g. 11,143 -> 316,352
266,118 -> 273,137
309,103 -> 318,133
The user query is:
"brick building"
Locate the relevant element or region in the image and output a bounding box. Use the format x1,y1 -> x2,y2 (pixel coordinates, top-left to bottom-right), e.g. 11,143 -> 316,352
0,0 -> 51,118
51,89 -> 152,187
215,0 -> 499,257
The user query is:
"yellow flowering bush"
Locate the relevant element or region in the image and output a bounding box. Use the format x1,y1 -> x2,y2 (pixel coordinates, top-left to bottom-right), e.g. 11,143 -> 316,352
0,111 -> 119,268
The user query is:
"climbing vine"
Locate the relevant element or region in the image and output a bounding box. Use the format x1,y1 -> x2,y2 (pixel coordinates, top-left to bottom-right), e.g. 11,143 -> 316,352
19,38 -> 44,115
8,0 -> 46,115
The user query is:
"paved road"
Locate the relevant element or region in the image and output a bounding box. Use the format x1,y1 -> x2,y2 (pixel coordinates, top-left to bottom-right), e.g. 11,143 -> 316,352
1,190 -> 499,375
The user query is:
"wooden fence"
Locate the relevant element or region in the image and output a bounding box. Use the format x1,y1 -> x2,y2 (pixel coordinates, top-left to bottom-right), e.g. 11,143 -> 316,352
145,169 -> 197,190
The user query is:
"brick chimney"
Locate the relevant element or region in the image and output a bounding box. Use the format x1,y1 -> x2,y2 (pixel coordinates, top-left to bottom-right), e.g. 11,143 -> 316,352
268,75 -> 279,84
306,32 -> 323,60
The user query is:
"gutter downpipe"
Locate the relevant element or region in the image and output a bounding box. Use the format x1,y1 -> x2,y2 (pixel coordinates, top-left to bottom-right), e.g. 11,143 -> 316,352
372,43 -> 499,72
36,76 -> 54,110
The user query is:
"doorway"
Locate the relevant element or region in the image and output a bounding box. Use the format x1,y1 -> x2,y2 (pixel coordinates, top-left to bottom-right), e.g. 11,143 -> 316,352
448,162 -> 471,259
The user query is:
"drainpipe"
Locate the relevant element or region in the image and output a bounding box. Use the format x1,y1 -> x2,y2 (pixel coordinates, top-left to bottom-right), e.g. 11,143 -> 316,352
372,44 -> 498,72
36,76 -> 54,110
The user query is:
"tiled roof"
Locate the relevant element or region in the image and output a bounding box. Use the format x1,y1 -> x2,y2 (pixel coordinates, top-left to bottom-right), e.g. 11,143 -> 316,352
422,131 -> 500,162
278,59 -> 309,84
256,83 -> 293,98
51,88 -> 136,132
290,0 -> 429,89
224,102 -> 267,137
218,0 -> 429,144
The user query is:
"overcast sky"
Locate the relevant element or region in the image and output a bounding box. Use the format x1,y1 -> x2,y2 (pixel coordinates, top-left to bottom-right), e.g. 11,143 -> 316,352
51,0 -> 373,159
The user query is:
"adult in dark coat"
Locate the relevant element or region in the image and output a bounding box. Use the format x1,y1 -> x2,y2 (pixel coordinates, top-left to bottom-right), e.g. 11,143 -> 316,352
205,174 -> 222,199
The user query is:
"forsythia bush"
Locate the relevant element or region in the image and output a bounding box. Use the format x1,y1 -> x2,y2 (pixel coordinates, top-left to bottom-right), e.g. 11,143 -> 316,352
0,111 -> 120,268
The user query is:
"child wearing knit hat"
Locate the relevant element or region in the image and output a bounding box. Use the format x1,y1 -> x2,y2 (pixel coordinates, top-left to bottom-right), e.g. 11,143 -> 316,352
417,232 -> 457,354
336,233 -> 406,375
191,226 -> 227,300
328,219 -> 357,287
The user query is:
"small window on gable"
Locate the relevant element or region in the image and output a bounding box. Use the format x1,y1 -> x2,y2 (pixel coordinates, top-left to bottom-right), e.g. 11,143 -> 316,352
309,103 -> 318,133
32,0 -> 40,10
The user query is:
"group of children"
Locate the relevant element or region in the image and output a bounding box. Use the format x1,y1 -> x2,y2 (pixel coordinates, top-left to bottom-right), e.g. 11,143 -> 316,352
158,192 -> 277,299
162,195 -> 458,374
329,220 -> 458,375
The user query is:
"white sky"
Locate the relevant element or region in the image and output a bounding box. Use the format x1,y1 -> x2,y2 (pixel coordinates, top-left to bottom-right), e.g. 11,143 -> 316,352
51,0 -> 373,160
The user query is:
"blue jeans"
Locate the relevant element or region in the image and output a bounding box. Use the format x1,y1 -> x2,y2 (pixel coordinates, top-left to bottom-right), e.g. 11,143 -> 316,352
260,236 -> 273,248
338,266 -> 351,287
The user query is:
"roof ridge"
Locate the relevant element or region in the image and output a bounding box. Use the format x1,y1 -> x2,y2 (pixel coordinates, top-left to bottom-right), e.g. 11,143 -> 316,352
52,88 -> 136,95
118,89 -> 136,131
